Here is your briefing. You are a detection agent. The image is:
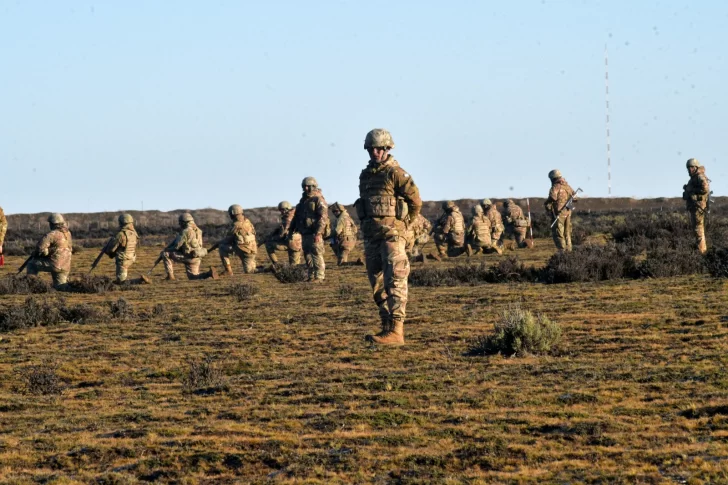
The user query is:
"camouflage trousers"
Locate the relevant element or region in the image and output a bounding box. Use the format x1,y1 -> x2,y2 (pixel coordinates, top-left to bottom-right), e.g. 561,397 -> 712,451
435,233 -> 466,258
513,227 -> 529,248
162,251 -> 201,279
689,208 -> 707,254
115,256 -> 136,283
27,258 -> 69,288
469,236 -> 497,254
491,224 -> 504,246
302,235 -> 325,281
551,212 -> 572,252
265,240 -> 302,265
365,235 -> 409,324
219,243 -> 256,273
331,236 -> 356,265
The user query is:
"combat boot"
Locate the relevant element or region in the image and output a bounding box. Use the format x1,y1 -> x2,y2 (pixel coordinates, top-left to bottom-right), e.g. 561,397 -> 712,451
164,274 -> 175,281
202,267 -> 218,280
368,319 -> 405,346
268,253 -> 279,264
429,252 -> 441,262
698,240 -> 707,254
220,264 -> 234,276
366,316 -> 391,341
493,244 -> 503,255
465,244 -> 473,257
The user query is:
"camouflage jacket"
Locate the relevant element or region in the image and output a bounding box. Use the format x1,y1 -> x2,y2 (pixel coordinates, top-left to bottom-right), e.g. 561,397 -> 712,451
0,207 -> 6,247
106,225 -> 138,261
357,156 -> 422,241
221,216 -> 257,253
504,204 -> 529,227
468,214 -> 492,244
486,204 -> 504,229
291,189 -> 329,236
545,179 -> 576,219
412,214 -> 432,239
684,167 -> 710,211
167,223 -> 203,256
37,226 -> 73,272
268,209 -> 296,241
435,209 -> 465,235
333,210 -> 358,242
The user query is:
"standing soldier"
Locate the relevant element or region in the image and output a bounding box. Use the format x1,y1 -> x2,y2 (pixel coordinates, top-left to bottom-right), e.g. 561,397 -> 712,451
215,204 -> 257,275
104,213 -> 149,283
161,213 -> 217,280
27,213 -> 73,288
544,169 -> 577,252
265,201 -> 302,265
480,199 -> 504,254
683,158 -> 711,254
465,205 -> 493,255
404,213 -> 431,262
431,201 -> 466,260
356,128 -> 422,346
503,200 -> 531,248
330,202 -> 359,265
0,206 -> 6,262
289,177 -> 329,282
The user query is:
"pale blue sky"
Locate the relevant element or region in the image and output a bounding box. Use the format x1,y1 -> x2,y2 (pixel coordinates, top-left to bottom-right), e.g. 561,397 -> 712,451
2,0 -> 725,214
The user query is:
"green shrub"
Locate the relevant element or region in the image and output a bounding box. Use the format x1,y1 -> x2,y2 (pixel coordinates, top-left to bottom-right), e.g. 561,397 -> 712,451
468,305 -> 561,356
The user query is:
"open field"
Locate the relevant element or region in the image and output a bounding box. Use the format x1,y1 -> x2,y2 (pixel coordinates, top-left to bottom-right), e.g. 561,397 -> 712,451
1,234 -> 728,484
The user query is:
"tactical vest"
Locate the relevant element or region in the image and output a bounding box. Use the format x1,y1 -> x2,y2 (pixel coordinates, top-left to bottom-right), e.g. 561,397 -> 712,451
358,164 -> 398,218
471,216 -> 491,243
121,228 -> 138,255
340,214 -> 356,238
56,229 -> 73,253
234,219 -> 257,247
181,225 -> 203,254
451,211 -> 464,234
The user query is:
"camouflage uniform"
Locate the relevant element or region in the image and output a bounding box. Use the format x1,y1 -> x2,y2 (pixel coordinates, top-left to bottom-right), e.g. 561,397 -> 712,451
290,181 -> 329,281
265,204 -> 302,265
503,200 -> 530,248
404,213 -> 431,258
28,214 -> 73,288
162,215 -> 208,279
218,207 -> 257,274
484,203 -> 504,247
330,204 -> 359,265
0,207 -> 7,252
683,159 -> 711,254
433,202 -> 466,258
544,171 -> 577,251
466,206 -> 493,254
357,145 -> 422,343
105,216 -> 139,283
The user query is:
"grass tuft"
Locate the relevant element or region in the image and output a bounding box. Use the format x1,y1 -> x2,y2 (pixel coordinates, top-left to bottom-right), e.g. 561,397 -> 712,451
467,305 -> 561,356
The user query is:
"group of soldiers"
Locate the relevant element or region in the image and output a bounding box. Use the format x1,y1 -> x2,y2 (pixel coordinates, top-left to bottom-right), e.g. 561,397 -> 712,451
0,129 -> 713,346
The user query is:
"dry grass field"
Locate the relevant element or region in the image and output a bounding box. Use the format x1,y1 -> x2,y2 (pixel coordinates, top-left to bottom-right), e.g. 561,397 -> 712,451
1,236 -> 728,484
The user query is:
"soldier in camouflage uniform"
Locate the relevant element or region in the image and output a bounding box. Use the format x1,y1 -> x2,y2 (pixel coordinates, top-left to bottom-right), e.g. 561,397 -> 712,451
289,177 -> 329,282
432,201 -> 466,260
465,205 -> 494,255
480,199 -> 504,254
503,199 -> 530,248
103,213 -> 149,283
330,202 -> 359,265
27,213 -> 73,288
265,201 -> 302,265
404,213 -> 431,262
215,204 -> 258,275
683,158 -> 711,254
356,129 -> 422,346
544,169 -> 577,251
0,206 -> 6,258
161,213 -> 217,280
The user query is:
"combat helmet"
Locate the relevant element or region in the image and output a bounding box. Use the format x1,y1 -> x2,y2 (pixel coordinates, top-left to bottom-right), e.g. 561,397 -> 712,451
686,158 -> 701,169
548,169 -> 562,180
504,199 -> 513,207
442,200 -> 456,211
118,213 -> 134,226
302,176 -> 318,188
278,201 -> 292,211
472,205 -> 484,215
228,204 -> 244,217
48,213 -> 65,226
481,199 -> 492,208
364,129 -> 395,150
178,213 -> 194,225
331,202 -> 345,213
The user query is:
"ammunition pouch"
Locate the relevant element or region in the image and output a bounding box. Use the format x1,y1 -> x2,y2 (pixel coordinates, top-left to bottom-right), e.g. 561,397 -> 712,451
363,195 -> 397,218
515,219 -> 529,228
395,198 -> 409,221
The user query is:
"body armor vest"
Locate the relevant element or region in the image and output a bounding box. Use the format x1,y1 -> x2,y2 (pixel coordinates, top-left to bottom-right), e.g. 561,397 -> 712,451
451,211 -> 464,234
359,164 -> 398,218
472,216 -> 491,242
121,228 -> 138,255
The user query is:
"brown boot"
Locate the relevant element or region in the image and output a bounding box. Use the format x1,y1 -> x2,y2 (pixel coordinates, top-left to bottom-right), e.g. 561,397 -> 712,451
366,317 -> 391,341
164,274 -> 175,281
204,267 -> 219,280
493,244 -> 503,255
429,252 -> 441,262
220,264 -> 233,276
465,244 -> 473,257
368,319 -> 405,346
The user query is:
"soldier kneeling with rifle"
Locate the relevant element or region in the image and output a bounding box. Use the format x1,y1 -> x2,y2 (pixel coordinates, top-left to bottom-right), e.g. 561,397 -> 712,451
89,213 -> 150,284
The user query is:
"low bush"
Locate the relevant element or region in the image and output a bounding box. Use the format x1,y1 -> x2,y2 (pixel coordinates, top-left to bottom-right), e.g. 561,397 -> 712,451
705,247 -> 728,278
543,244 -> 635,284
60,303 -> 106,324
272,264 -> 309,283
0,297 -> 63,332
63,275 -> 116,294
637,243 -> 706,278
182,356 -> 228,394
467,305 -> 561,357
16,363 -> 65,395
108,298 -> 134,321
0,274 -> 53,295
227,283 -> 259,302
409,258 -> 537,287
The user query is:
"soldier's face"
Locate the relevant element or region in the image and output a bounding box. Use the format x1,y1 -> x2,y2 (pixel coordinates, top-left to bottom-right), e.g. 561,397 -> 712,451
368,147 -> 389,163
303,185 -> 315,195
279,209 -> 289,216
332,210 -> 341,217
688,167 -> 696,176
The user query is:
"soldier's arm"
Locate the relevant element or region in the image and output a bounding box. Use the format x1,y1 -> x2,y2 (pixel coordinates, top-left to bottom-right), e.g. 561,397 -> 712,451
313,198 -> 329,236
392,168 -> 422,220
105,233 -> 123,257
37,232 -> 54,256
696,175 -> 710,195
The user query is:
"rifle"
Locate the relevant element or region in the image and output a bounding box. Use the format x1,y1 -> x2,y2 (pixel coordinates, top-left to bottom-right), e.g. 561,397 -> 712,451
147,253 -> 165,276
17,252 -> 36,274
89,237 -> 114,274
526,198 -> 534,244
550,188 -> 583,228
208,242 -> 220,253
706,190 -> 715,228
